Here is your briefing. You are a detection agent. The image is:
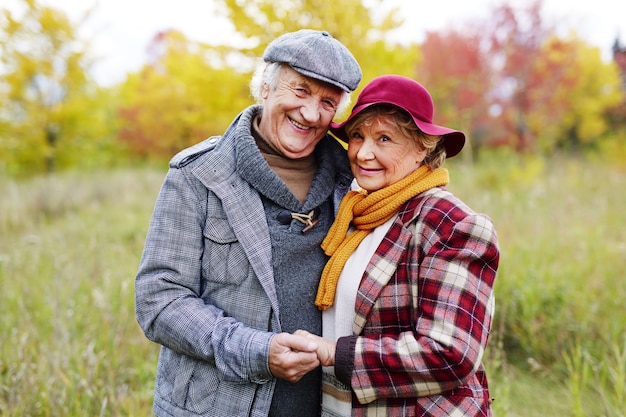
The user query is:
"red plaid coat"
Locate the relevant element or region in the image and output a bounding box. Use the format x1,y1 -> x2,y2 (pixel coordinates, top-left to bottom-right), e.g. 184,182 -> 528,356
334,188 -> 500,417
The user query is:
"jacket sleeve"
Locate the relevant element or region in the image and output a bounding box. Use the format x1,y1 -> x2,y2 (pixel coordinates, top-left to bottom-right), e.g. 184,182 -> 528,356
134,166 -> 273,384
337,196 -> 500,404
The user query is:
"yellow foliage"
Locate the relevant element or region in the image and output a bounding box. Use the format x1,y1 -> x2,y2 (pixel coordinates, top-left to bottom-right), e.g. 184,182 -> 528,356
216,0 -> 420,89
115,1 -> 422,159
0,0 -> 110,175
531,35 -> 624,151
116,30 -> 252,158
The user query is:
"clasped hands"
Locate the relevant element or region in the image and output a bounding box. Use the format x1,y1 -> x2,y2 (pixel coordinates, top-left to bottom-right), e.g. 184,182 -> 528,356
268,330 -> 336,383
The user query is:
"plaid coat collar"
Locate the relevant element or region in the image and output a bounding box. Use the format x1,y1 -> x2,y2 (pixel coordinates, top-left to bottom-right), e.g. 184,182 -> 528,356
352,188 -> 440,335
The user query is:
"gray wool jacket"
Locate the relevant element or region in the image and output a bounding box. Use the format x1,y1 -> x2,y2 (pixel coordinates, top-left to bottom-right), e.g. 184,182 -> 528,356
135,105 -> 352,417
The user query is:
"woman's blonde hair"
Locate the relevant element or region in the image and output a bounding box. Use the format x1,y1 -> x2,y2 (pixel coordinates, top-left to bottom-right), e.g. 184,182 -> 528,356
345,104 -> 446,169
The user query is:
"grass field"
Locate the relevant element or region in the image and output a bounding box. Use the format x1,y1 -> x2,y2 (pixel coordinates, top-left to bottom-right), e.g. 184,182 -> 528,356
1,152 -> 625,416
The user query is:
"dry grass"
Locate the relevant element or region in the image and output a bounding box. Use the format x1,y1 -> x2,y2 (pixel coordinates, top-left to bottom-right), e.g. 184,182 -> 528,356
0,154 -> 624,416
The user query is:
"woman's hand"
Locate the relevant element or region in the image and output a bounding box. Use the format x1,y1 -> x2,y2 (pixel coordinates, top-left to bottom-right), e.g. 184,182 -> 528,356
294,330 -> 336,366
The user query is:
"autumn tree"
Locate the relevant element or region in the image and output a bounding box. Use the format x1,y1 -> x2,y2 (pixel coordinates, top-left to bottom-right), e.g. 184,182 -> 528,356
527,36 -> 623,152
116,30 -> 252,160
432,0 -> 624,155
214,0 -> 420,101
0,0 -> 113,175
116,0 -> 421,159
481,0 -> 552,152
212,0 -> 622,157
417,28 -> 494,159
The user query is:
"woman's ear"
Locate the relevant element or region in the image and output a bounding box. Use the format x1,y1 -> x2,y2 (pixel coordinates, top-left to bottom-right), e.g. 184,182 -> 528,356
416,147 -> 428,165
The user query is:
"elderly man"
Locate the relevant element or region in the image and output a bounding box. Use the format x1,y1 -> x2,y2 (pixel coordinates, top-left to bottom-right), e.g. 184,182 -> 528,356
135,29 -> 362,416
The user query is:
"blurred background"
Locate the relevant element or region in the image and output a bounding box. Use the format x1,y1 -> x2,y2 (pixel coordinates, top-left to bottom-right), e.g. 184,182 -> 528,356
1,0 -> 624,415
1,0 -> 625,173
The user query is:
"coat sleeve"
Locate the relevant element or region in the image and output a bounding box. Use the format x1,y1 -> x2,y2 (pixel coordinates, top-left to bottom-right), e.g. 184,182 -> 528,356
339,195 -> 500,404
134,165 -> 273,384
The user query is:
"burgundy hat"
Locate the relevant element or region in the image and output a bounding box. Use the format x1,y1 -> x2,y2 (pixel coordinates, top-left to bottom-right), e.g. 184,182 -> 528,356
331,74 -> 465,158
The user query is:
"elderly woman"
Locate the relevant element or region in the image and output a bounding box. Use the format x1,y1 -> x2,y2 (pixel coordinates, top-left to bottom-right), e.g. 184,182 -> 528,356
299,74 -> 500,416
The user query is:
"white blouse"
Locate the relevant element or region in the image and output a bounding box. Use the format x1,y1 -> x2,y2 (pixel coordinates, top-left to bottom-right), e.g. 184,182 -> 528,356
321,215 -> 396,416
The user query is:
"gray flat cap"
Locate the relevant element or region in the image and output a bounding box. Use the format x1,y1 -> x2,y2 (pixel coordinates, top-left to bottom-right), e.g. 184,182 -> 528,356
263,29 -> 362,92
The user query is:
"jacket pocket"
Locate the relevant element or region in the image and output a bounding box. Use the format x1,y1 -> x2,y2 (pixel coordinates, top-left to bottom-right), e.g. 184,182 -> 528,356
202,216 -> 249,285
171,354 -> 219,413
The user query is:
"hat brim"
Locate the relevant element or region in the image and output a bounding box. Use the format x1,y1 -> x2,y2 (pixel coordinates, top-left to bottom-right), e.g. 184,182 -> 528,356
331,102 -> 465,158
290,65 -> 352,93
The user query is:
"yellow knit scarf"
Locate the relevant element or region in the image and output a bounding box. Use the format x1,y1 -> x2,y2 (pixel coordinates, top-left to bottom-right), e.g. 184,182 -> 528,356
314,165 -> 449,310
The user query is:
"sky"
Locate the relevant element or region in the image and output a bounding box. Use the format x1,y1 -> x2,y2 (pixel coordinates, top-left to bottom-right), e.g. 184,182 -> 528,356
5,0 -> 626,85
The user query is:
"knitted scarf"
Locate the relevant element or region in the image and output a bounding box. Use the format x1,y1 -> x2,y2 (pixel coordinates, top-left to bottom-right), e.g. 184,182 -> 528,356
314,165 -> 449,310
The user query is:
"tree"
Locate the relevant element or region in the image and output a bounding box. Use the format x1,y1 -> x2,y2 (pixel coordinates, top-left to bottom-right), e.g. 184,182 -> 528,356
116,30 -> 252,160
417,28 -> 494,159
484,0 -> 550,152
214,0 -> 420,98
0,0 -> 108,174
470,0 -> 623,154
116,0 -> 422,159
528,35 -> 623,152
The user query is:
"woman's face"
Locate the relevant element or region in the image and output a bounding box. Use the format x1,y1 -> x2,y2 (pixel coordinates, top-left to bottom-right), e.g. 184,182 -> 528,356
347,115 -> 427,192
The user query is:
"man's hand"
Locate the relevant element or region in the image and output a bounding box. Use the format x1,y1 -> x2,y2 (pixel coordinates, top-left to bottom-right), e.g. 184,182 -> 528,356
268,333 -> 320,383
293,330 -> 336,366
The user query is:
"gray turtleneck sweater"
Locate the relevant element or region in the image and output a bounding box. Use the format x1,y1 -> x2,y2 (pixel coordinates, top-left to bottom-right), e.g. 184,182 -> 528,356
235,116 -> 350,417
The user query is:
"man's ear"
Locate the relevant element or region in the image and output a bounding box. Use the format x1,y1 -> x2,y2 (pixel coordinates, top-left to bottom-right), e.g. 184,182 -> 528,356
261,82 -> 270,99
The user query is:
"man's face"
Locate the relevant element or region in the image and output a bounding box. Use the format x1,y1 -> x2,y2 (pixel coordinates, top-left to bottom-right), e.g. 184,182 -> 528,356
258,66 -> 344,159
